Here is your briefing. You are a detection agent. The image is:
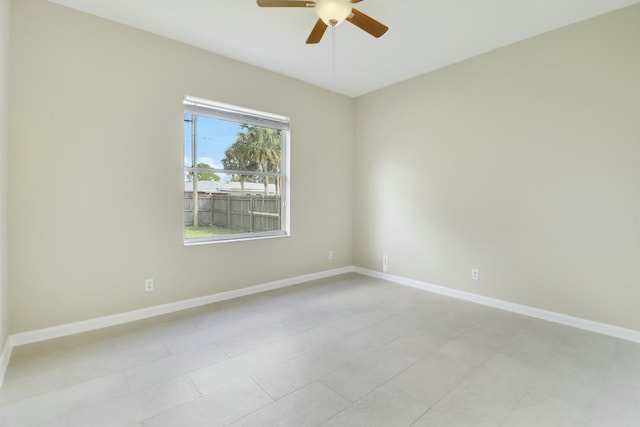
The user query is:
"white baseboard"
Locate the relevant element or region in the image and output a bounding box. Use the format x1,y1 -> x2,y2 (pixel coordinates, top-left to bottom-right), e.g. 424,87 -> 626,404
0,337 -> 12,389
9,266 -> 355,348
4,264 -> 638,387
355,267 -> 640,344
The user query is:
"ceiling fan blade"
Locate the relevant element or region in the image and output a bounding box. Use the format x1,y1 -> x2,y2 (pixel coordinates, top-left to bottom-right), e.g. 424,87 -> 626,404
349,0 -> 364,3
306,19 -> 328,44
256,0 -> 315,7
346,8 -> 388,38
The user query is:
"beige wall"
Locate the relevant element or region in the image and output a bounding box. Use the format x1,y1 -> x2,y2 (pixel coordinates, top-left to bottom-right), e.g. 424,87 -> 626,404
8,0 -> 354,332
6,0 -> 640,335
354,5 -> 640,330
0,0 -> 9,345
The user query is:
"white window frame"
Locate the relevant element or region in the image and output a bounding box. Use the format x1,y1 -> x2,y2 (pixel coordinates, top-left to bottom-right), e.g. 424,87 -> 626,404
183,96 -> 290,245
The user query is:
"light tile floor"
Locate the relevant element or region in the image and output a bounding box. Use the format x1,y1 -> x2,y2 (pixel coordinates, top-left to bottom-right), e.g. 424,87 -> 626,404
1,273 -> 639,426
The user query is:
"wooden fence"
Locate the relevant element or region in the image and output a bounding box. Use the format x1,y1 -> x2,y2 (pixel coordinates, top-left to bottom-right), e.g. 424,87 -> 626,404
184,193 -> 281,233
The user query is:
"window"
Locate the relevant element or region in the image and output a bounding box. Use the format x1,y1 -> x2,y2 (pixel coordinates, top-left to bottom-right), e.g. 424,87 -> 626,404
183,96 -> 290,244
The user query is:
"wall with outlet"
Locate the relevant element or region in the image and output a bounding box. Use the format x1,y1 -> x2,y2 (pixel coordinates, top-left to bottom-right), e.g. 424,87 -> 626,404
7,0 -> 354,333
354,4 -> 640,331
5,0 -> 640,337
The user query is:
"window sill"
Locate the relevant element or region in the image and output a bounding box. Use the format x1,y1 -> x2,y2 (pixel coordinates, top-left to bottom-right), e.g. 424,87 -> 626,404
183,232 -> 290,246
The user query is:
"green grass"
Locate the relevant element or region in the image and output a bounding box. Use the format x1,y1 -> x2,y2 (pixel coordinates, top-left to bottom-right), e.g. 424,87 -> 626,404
184,225 -> 244,239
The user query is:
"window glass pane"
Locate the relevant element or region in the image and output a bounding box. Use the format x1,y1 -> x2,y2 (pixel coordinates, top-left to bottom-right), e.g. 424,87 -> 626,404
184,180 -> 283,239
184,114 -> 243,171
183,101 -> 288,243
184,113 -> 194,168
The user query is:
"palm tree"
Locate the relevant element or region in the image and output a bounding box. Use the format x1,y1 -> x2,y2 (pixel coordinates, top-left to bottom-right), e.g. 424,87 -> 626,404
221,134 -> 256,195
243,125 -> 282,195
223,125 -> 282,195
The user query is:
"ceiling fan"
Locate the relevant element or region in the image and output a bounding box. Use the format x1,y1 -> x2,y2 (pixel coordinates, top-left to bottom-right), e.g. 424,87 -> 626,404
256,0 -> 389,44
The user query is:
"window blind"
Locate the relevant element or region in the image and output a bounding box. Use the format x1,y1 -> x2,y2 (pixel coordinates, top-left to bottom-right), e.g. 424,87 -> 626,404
184,96 -> 290,131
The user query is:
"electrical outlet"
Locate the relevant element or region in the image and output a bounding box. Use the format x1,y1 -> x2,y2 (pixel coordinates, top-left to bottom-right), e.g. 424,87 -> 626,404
328,250 -> 334,260
145,278 -> 154,292
383,254 -> 388,273
471,269 -> 479,281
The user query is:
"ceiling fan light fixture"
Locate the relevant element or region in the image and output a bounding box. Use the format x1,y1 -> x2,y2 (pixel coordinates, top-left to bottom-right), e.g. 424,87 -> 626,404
315,0 -> 351,27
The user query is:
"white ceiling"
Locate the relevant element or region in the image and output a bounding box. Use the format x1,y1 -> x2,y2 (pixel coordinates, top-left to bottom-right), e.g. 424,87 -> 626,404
49,0 -> 640,97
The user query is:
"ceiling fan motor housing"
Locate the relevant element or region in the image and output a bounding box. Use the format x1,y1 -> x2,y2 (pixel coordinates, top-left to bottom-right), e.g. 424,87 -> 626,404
316,0 -> 352,26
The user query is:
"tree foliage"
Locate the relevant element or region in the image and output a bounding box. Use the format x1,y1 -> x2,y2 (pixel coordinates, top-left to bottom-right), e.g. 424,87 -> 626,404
222,124 -> 282,194
187,163 -> 220,182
